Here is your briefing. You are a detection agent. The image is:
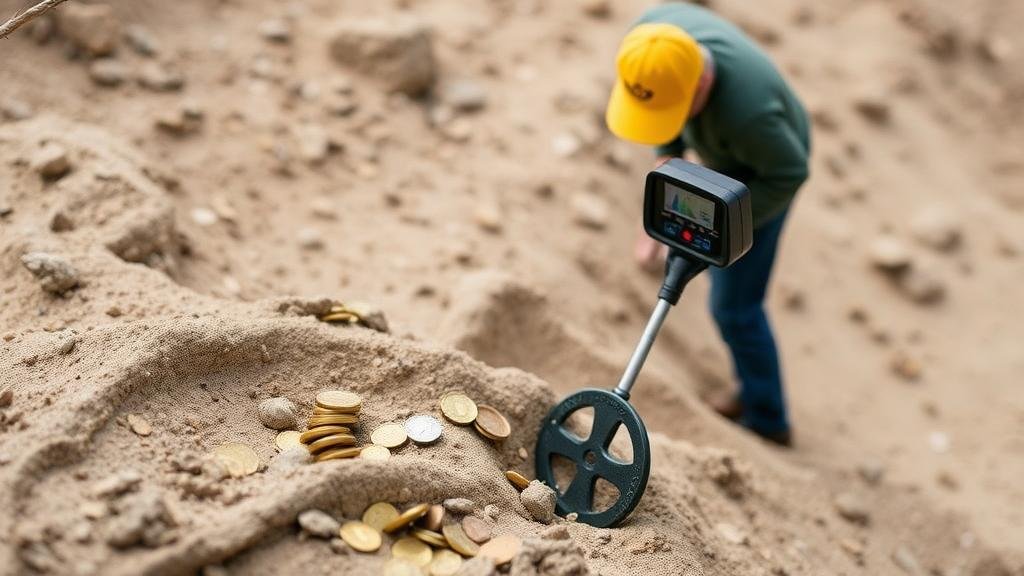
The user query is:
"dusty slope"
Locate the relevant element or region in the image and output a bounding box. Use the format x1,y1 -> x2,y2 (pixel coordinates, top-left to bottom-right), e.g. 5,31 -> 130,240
1,0 -> 1023,574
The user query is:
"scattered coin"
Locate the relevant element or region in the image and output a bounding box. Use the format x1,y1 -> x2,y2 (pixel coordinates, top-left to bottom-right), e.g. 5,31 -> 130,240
412,527 -> 449,548
477,534 -> 520,565
441,523 -> 479,557
392,536 -> 433,566
440,393 -> 478,425
384,503 -> 430,534
308,414 -> 359,427
421,504 -> 444,532
371,423 -> 408,449
360,445 -> 391,461
363,502 -> 400,532
300,425 -> 352,444
405,414 -> 443,444
340,520 -> 382,552
306,433 -> 357,453
213,443 -> 260,477
275,430 -> 303,452
316,390 -> 362,412
461,516 -> 492,544
321,311 -> 359,324
474,405 -> 511,441
429,549 -> 463,576
314,446 -> 362,462
382,558 -> 423,576
505,470 -> 530,491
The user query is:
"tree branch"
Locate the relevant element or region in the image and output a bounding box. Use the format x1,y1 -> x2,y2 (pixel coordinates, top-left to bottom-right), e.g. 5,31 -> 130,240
0,0 -> 70,40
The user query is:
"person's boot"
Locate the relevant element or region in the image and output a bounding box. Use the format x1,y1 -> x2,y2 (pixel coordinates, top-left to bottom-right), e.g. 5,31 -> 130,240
706,392 -> 742,422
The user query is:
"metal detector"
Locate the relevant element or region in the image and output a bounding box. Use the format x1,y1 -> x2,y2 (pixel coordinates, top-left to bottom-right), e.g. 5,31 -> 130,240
535,158 -> 753,528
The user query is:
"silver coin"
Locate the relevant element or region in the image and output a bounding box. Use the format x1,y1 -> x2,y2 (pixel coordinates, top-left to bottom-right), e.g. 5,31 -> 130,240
405,414 -> 443,444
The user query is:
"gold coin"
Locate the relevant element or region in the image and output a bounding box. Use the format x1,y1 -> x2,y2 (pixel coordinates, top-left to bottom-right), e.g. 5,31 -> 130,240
392,536 -> 433,566
412,527 -> 449,548
307,414 -> 359,427
371,423 -> 408,449
478,534 -> 520,565
362,502 -> 400,532
421,504 -> 444,532
320,312 -> 359,323
441,523 -> 479,557
461,516 -> 492,544
429,549 -> 463,576
383,503 -> 430,534
505,470 -> 530,491
315,390 -> 362,411
313,405 -> 359,416
339,520 -> 382,552
474,405 -> 510,440
299,425 -> 352,444
439,393 -> 478,425
360,445 -> 391,461
473,420 -> 500,441
274,430 -> 302,452
382,558 -> 423,576
306,433 -> 357,453
213,443 -> 260,477
314,446 -> 362,462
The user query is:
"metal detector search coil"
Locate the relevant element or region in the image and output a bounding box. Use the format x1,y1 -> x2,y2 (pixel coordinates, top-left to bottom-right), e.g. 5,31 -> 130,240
536,159 -> 753,528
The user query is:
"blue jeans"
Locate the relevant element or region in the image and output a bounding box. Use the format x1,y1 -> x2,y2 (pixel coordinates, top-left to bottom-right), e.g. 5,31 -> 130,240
708,208 -> 791,436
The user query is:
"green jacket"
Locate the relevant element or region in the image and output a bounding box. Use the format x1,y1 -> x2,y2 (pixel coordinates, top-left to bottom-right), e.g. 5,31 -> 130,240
640,3 -> 811,228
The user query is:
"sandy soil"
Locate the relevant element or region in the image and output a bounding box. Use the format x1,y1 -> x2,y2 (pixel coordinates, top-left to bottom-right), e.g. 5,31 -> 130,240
1,0 -> 1023,575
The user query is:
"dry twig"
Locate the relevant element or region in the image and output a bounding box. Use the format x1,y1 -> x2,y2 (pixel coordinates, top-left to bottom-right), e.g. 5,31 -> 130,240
0,0 -> 69,40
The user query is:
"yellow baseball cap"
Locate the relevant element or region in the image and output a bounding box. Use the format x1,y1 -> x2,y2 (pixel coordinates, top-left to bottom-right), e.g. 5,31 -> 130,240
606,23 -> 704,146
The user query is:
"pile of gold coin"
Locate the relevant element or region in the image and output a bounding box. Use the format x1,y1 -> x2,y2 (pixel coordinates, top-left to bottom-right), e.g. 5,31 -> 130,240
300,390 -> 364,463
439,392 -> 511,443
339,499 -> 522,576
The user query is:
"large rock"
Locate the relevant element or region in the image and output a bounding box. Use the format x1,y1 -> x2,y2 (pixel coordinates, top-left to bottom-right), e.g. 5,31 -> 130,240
328,18 -> 435,96
58,3 -> 121,57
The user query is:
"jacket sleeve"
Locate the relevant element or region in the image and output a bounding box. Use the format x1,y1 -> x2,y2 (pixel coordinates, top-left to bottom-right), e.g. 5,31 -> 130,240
731,113 -> 809,226
653,134 -> 686,158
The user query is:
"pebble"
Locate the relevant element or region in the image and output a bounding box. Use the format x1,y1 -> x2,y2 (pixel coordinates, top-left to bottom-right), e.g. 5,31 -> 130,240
551,132 -> 582,158
928,431 -> 951,454
854,94 -> 891,124
520,480 -> 557,524
258,19 -> 292,43
443,498 -> 476,515
295,125 -> 333,164
191,207 -> 218,226
88,59 -> 128,87
92,469 -> 143,498
857,460 -> 886,486
31,143 -> 72,180
890,351 -> 923,381
59,2 -> 121,57
868,236 -> 912,274
892,545 -> 922,574
898,267 -> 946,304
127,414 -> 152,437
517,447 -> 529,460
909,208 -> 961,252
0,98 -> 33,121
0,388 -> 12,408
570,193 -> 609,230
21,252 -> 80,294
539,524 -> 570,540
297,509 -> 341,539
329,538 -> 350,555
440,79 -> 487,112
137,62 -> 185,92
715,522 -> 748,545
833,492 -> 871,525
154,108 -> 202,136
124,25 -> 160,56
268,446 -> 311,472
50,210 -> 75,232
296,227 -> 324,250
474,204 -> 502,234
328,17 -> 435,96
258,397 -> 298,430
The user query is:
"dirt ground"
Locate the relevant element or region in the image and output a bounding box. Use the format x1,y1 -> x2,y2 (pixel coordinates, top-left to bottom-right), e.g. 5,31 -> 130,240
1,0 -> 1023,575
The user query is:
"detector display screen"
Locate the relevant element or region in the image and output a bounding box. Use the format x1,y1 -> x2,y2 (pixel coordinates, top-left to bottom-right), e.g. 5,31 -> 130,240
651,180 -> 723,257
663,182 -> 715,229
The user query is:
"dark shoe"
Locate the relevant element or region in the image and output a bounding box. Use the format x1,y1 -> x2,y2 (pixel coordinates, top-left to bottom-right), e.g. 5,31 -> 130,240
706,392 -> 743,422
756,428 -> 793,448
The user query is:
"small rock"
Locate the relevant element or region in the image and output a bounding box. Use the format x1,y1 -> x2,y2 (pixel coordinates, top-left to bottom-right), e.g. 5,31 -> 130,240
483,504 -> 500,519
191,207 -> 218,226
258,397 -> 298,430
21,252 -> 80,294
571,193 -> 609,230
892,545 -> 921,574
440,79 -> 487,112
329,538 -> 350,555
890,351 -> 923,381
898,267 -> 946,304
462,516 -> 492,543
909,208 -> 961,252
104,487 -> 176,548
137,62 -> 184,92
520,480 -> 557,524
868,236 -> 912,273
92,469 -> 143,498
0,388 -> 12,408
32,143 -> 72,180
474,204 -> 502,234
269,446 -> 311,472
0,98 -> 33,121
296,228 -> 324,250
833,492 -> 870,525
124,25 -> 159,56
127,414 -> 152,437
539,524 -> 570,541
928,431 -> 951,454
154,107 -> 202,136
581,0 -> 612,19
88,58 -> 128,87
443,498 -> 476,515
49,210 -> 75,232
715,522 -> 748,545
310,197 -> 338,220
936,470 -> 960,491
295,125 -> 333,164
59,3 -> 121,57
297,509 -> 340,539
258,19 -> 292,43
857,460 -> 886,486
517,447 -> 529,460
551,132 -> 582,158
840,538 -> 865,563
106,306 -> 123,318
328,17 -> 435,96
853,94 -> 891,125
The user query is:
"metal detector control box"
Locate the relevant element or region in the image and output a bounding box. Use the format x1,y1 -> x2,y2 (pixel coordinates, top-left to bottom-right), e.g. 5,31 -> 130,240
643,159 -> 753,268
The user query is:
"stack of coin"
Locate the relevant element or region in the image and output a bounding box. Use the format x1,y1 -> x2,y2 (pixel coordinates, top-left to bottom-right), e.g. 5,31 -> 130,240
300,390 -> 363,463
318,304 -> 361,325
439,392 -> 512,443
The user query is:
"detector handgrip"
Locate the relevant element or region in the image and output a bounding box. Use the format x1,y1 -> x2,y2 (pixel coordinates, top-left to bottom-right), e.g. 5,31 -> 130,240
658,250 -> 708,306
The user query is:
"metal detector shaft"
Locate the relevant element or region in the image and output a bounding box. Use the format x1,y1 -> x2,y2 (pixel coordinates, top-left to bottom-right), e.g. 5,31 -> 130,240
613,298 -> 672,399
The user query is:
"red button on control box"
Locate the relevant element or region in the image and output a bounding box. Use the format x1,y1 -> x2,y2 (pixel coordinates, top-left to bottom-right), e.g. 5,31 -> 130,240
682,230 -> 693,242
